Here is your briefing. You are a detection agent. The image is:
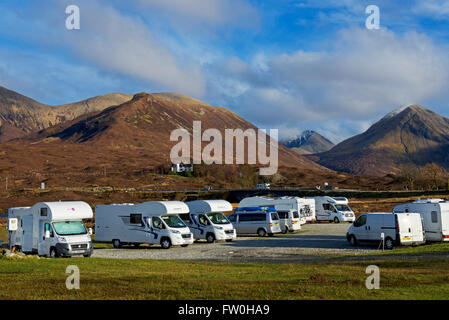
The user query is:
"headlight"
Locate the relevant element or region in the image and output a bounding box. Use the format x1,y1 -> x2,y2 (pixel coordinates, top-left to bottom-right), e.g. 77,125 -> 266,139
58,237 -> 67,243
215,226 -> 223,230
170,229 -> 180,234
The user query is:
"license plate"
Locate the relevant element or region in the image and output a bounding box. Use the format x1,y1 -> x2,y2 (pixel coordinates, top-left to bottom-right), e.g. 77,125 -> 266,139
402,236 -> 411,241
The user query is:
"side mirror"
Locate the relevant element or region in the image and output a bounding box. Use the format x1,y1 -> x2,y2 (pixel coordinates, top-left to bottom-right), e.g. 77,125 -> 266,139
88,228 -> 93,236
44,230 -> 51,239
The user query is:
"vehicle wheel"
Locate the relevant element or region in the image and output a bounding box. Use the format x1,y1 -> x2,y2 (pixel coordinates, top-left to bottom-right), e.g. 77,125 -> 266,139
181,244 -> 189,247
349,235 -> 357,247
282,227 -> 288,234
257,228 -> 267,237
112,239 -> 121,248
49,247 -> 60,258
334,217 -> 340,223
385,237 -> 394,250
160,238 -> 172,249
206,233 -> 216,243
225,239 -> 233,242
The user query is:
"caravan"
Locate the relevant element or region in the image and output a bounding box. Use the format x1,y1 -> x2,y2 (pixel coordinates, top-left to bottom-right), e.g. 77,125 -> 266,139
393,199 -> 449,242
239,196 -> 311,232
183,200 -> 236,243
8,201 -> 94,258
95,201 -> 194,249
347,212 -> 425,249
314,197 -> 355,223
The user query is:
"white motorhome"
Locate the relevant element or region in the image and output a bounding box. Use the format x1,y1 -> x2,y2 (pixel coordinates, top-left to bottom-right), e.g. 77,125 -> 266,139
8,201 -> 94,258
95,201 -> 194,249
314,196 -> 355,223
347,212 -> 425,249
183,200 -> 236,243
393,199 -> 449,242
239,196 -> 305,232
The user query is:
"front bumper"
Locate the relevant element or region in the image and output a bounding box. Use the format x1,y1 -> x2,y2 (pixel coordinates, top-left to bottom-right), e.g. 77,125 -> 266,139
56,242 -> 93,257
215,229 -> 237,240
171,233 -> 194,246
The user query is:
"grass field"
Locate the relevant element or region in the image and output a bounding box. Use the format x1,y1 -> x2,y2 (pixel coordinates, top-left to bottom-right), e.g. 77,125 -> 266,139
0,255 -> 448,300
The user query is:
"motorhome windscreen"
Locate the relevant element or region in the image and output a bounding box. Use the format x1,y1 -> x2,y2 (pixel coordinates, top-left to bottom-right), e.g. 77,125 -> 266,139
52,221 -> 87,236
206,212 -> 229,225
161,215 -> 186,228
335,204 -> 351,211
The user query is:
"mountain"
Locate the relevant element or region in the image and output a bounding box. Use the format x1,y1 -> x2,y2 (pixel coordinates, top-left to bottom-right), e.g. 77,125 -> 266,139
0,86 -> 132,142
16,92 -> 328,172
282,130 -> 335,155
310,105 -> 449,176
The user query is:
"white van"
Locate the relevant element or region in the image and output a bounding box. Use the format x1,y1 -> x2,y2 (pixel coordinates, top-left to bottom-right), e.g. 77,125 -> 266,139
239,196 -> 312,230
347,213 -> 425,249
227,207 -> 281,237
393,199 -> 449,242
95,201 -> 194,249
183,200 -> 236,243
314,196 -> 355,223
8,201 -> 94,258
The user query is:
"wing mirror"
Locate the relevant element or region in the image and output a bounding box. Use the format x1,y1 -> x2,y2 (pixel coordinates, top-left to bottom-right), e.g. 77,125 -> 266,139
88,228 -> 93,236
44,230 -> 51,239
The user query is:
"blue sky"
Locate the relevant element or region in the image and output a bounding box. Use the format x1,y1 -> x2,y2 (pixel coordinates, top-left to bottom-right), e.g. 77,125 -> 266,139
1,0 -> 449,143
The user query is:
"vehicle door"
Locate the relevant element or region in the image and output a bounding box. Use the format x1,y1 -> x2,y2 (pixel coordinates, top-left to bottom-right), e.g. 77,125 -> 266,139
197,214 -> 210,238
320,203 -> 332,220
228,214 -> 241,233
149,216 -> 165,244
351,215 -> 368,241
38,221 -> 54,256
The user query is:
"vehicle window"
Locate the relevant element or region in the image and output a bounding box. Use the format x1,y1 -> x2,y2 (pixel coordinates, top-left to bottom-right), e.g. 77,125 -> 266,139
335,204 -> 351,211
431,211 -> 438,223
277,211 -> 288,219
199,214 -> 210,225
331,205 -> 337,213
152,217 -> 164,229
40,208 -> 48,217
239,213 -> 266,222
271,212 -> 279,221
161,215 -> 186,228
353,215 -> 367,227
228,214 -> 237,222
206,212 -> 230,225
52,221 -> 87,235
322,203 -> 330,210
130,214 -> 143,225
179,213 -> 192,223
293,211 -> 299,219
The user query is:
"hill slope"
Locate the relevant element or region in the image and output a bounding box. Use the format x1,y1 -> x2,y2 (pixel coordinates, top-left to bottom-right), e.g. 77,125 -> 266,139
311,105 -> 449,176
0,86 -> 132,142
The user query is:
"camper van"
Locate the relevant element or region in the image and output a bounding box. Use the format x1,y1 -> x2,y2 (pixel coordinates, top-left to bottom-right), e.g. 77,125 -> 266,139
393,199 -> 449,242
227,206 -> 281,237
314,197 -> 355,223
95,201 -> 194,249
183,200 -> 236,243
8,201 -> 94,258
347,212 -> 425,249
239,196 -> 311,232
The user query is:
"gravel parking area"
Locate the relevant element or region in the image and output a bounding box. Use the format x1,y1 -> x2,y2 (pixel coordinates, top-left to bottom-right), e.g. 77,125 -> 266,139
92,223 -> 377,263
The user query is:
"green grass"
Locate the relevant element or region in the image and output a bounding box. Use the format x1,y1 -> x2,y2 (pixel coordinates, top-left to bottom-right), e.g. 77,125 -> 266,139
0,255 -> 449,300
366,242 -> 449,255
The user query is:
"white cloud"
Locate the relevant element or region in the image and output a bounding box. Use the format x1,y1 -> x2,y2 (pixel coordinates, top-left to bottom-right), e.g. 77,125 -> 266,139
413,0 -> 449,19
137,0 -> 260,28
210,28 -> 448,142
